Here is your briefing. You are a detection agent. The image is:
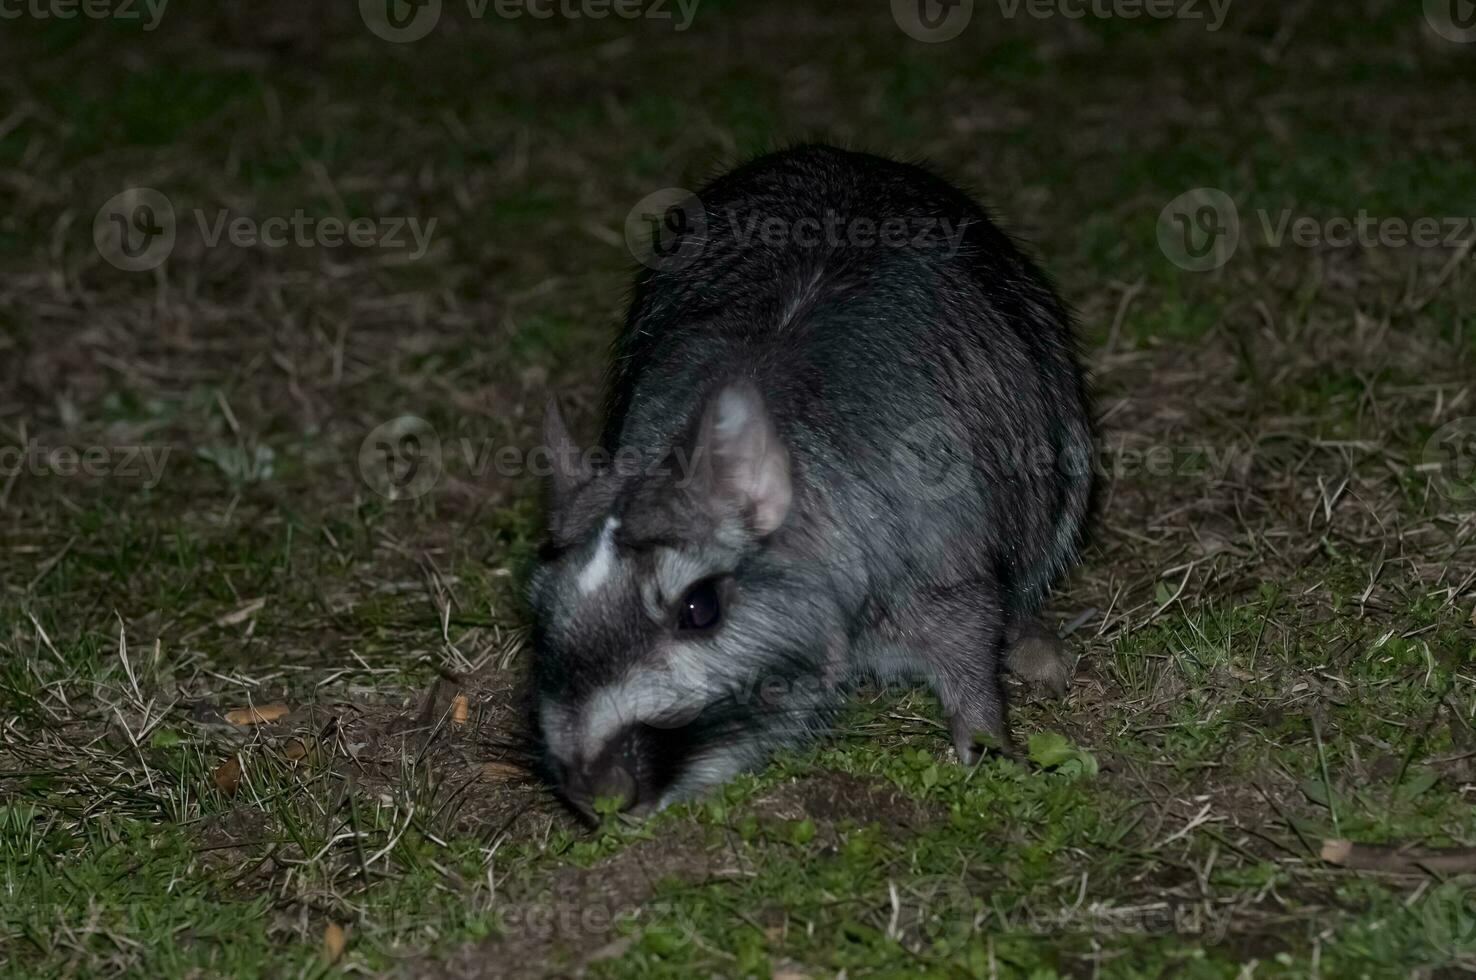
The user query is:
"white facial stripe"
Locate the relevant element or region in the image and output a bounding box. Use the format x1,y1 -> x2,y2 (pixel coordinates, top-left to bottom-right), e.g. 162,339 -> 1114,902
569,637 -> 736,757
577,517 -> 620,595
580,663 -> 717,749
580,682 -> 656,750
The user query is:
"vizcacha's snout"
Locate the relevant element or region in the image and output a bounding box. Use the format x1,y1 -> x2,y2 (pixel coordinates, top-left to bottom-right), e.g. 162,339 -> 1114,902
557,725 -> 651,817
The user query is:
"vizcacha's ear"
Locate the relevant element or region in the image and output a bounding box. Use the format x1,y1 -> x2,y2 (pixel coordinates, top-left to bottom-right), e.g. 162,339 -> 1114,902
543,395 -> 592,512
691,381 -> 792,536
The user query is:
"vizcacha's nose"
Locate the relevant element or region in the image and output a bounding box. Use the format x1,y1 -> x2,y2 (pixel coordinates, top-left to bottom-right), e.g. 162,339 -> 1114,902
566,763 -> 636,810
563,728 -> 641,814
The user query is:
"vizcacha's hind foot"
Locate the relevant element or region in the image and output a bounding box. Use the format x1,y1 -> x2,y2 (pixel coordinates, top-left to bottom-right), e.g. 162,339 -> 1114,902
1004,619 -> 1074,700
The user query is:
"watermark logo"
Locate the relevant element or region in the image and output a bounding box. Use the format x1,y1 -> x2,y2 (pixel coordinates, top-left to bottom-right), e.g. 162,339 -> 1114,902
1423,877 -> 1476,958
359,417 -> 443,501
1158,187 -> 1240,272
892,0 -> 974,42
94,188 -> 176,272
625,188 -> 707,272
1426,0 -> 1476,43
1421,418 -> 1476,504
360,0 -> 442,42
892,418 -> 976,502
0,0 -> 168,30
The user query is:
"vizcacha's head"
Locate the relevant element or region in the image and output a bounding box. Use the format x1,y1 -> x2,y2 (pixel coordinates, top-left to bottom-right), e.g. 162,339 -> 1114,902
528,382 -> 829,816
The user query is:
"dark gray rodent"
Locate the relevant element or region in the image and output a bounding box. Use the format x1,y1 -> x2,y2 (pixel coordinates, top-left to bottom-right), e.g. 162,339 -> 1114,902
528,144 -> 1092,815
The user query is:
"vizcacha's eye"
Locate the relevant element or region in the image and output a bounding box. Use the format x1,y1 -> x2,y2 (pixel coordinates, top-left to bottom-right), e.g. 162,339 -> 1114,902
677,579 -> 721,631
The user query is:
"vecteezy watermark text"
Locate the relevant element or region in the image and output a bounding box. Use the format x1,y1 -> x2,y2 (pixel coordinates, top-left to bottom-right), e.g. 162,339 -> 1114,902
465,0 -> 697,26
0,444 -> 171,488
1159,188 -> 1476,272
497,897 -> 692,943
995,0 -> 1231,30
0,0 -> 166,29
623,189 -> 974,272
358,411 -> 1271,506
193,209 -> 436,257
891,0 -> 1229,42
94,188 -> 437,272
359,0 -> 698,43
1258,210 -> 1476,250
361,412 -> 1476,507
357,417 -> 708,501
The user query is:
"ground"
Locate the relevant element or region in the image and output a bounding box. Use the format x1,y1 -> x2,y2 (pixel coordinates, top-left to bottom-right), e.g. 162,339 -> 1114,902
2,1 -> 1475,977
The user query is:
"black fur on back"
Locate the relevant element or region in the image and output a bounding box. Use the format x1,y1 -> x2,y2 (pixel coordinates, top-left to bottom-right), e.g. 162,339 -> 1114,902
603,144 -> 1092,614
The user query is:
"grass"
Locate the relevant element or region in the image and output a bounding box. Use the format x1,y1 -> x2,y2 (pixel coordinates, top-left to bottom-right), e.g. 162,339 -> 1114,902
3,0 -> 1476,977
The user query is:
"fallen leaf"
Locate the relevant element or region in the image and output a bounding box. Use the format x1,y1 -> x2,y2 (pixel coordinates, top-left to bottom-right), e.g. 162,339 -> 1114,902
215,597 -> 267,627
282,737 -> 315,762
450,693 -> 469,726
323,922 -> 346,962
213,756 -> 243,796
480,761 -> 525,782
225,703 -> 289,726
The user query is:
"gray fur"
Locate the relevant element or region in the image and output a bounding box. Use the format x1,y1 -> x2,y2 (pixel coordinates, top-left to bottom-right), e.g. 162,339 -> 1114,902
528,144 -> 1093,814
